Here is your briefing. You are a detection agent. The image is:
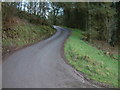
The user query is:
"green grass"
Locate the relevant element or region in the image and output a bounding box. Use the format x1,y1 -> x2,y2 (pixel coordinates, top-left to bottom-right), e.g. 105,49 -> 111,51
2,24 -> 56,54
64,28 -> 118,87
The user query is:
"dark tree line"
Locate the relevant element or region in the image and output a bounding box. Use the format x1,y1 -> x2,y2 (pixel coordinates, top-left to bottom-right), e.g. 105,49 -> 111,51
116,2 -> 120,45
48,2 -> 119,47
2,2 -> 120,46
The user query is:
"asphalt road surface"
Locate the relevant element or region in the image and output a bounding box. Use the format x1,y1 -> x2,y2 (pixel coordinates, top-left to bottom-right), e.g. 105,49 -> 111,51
3,26 -> 99,88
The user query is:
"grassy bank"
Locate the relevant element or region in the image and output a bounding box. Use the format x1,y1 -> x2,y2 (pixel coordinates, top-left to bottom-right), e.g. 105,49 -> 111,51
64,28 -> 118,87
2,23 -> 56,54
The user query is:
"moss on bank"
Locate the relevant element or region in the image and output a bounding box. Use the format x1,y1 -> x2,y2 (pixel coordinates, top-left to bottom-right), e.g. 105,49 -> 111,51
2,24 -> 56,54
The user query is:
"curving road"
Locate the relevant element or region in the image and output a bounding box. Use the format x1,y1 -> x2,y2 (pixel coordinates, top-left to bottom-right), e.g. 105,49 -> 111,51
3,26 -> 99,88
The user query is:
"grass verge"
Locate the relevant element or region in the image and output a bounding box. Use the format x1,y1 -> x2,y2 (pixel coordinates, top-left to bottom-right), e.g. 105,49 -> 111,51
2,23 -> 56,54
64,28 -> 118,87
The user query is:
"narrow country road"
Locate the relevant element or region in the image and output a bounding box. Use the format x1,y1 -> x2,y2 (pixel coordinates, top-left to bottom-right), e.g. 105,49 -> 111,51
3,26 -> 99,88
